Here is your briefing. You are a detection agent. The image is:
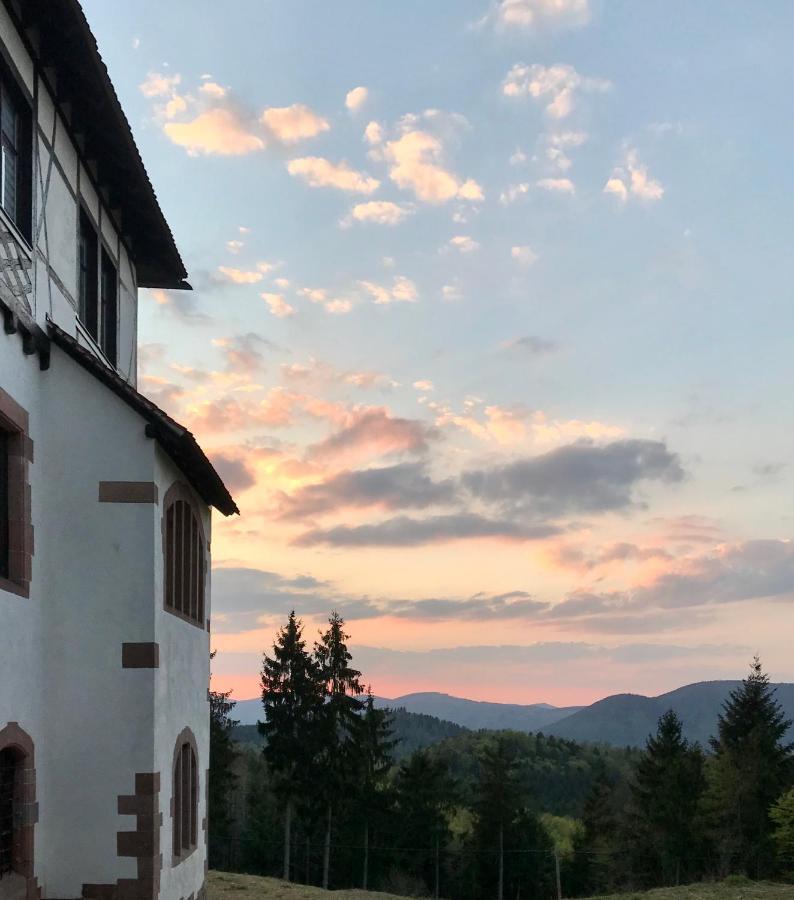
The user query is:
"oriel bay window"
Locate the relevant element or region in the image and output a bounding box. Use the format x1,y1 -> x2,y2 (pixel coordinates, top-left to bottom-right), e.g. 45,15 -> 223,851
0,387 -> 31,597
163,484 -> 206,627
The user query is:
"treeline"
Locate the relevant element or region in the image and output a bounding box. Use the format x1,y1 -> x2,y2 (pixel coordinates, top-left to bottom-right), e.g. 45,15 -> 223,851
209,615 -> 794,898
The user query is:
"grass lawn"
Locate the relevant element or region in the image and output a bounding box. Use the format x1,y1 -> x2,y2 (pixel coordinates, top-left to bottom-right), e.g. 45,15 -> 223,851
207,870 -> 416,900
588,880 -> 794,900
207,872 -> 794,900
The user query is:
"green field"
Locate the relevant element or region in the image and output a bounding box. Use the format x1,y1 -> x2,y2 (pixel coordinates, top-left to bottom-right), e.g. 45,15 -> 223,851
207,871 -> 794,900
588,882 -> 794,900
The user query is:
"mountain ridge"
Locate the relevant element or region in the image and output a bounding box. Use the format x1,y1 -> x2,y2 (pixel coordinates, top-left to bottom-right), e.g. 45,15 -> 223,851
229,679 -> 794,748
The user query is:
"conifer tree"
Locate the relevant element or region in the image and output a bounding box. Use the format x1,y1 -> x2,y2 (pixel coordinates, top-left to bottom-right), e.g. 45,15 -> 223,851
630,710 -> 706,886
208,653 -> 239,868
259,611 -> 323,881
708,656 -> 793,877
394,748 -> 456,897
770,788 -> 794,875
314,612 -> 364,889
352,689 -> 397,890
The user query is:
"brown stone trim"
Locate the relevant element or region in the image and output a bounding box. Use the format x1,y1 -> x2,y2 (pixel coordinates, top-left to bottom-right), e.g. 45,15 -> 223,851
171,727 -> 199,868
122,643 -> 160,669
0,386 -> 33,598
83,771 -> 162,900
99,482 -> 159,504
161,482 -> 208,631
0,722 -> 39,900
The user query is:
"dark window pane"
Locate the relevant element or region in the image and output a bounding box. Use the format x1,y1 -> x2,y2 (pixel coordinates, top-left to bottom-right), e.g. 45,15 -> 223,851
165,504 -> 174,609
79,210 -> 98,339
174,502 -> 184,614
100,249 -> 118,367
173,752 -> 182,855
180,744 -> 190,849
0,432 -> 8,580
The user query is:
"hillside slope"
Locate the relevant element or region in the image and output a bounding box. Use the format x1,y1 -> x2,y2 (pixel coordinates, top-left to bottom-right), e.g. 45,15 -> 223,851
546,681 -> 794,747
376,691 -> 583,731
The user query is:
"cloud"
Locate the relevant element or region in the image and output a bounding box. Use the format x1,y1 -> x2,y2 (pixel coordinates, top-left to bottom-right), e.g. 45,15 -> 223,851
414,380 -> 435,392
359,276 -> 418,305
212,333 -> 276,373
512,245 -> 538,267
164,108 -> 265,156
537,177 -> 575,194
500,182 -> 530,205
139,71 -> 181,99
295,513 -> 560,547
375,120 -> 484,204
503,335 -> 560,356
210,452 -> 257,493
199,81 -> 228,99
364,121 -> 383,144
147,288 -> 210,322
462,439 -> 684,517
261,292 -> 295,318
604,149 -> 664,202
217,266 -> 264,284
287,157 -> 380,193
342,201 -> 413,226
494,0 -> 591,30
278,462 -> 457,520
346,86 -> 369,112
307,408 -> 435,465
261,104 -> 330,143
448,235 -> 480,253
502,63 -> 610,119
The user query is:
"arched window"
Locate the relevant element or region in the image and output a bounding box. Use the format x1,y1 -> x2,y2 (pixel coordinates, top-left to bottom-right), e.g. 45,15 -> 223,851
0,747 -> 19,877
163,484 -> 206,627
172,731 -> 198,864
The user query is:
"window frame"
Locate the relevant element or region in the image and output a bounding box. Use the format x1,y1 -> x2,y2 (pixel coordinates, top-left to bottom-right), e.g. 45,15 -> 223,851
100,244 -> 118,367
171,728 -> 199,866
162,482 -> 208,630
0,386 -> 32,599
78,206 -> 99,341
0,53 -> 32,245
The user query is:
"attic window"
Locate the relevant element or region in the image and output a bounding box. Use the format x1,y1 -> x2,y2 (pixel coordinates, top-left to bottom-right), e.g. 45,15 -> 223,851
0,66 -> 32,242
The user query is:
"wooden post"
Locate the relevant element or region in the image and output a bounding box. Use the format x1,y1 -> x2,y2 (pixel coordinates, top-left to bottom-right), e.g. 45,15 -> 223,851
434,834 -> 440,900
363,821 -> 369,891
497,822 -> 504,900
554,849 -> 562,900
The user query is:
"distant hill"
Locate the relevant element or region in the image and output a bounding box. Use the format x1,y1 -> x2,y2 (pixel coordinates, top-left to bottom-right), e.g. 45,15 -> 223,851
545,680 -> 794,747
228,680 -> 794,751
375,691 -> 583,732
230,706 -> 468,760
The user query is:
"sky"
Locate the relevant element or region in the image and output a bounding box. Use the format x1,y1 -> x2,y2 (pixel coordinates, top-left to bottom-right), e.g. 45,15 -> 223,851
81,0 -> 794,706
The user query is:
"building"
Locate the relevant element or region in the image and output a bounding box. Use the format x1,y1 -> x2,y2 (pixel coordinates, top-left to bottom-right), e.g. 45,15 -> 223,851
0,3 -> 238,900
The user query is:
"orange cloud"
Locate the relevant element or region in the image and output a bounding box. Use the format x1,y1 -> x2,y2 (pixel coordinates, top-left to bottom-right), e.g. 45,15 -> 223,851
262,104 -> 330,143
164,108 -> 265,156
287,157 -> 380,193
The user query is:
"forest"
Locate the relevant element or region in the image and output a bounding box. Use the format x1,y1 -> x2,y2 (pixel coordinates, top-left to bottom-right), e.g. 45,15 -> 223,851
208,612 -> 794,899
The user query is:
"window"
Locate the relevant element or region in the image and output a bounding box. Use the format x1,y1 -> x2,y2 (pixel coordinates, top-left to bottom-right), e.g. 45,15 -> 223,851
0,432 -> 8,580
0,387 -> 31,597
0,747 -> 19,877
79,208 -> 98,341
164,484 -> 206,627
172,736 -> 198,863
100,247 -> 118,367
0,67 -> 32,241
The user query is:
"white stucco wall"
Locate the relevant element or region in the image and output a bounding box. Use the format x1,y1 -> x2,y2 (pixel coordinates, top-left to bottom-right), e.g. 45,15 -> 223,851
0,337 -> 212,900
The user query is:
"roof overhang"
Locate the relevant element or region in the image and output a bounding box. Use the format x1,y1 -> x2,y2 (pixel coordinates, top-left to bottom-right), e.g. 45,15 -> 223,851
49,322 -> 239,517
2,0 -> 190,290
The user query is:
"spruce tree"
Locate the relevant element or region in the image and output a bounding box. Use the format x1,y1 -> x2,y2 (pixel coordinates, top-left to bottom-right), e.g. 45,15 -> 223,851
259,611 -> 323,881
708,656 -> 793,877
208,655 -> 240,868
394,748 -> 456,897
352,689 -> 397,890
630,710 -> 706,886
314,612 -> 364,889
770,788 -> 794,875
